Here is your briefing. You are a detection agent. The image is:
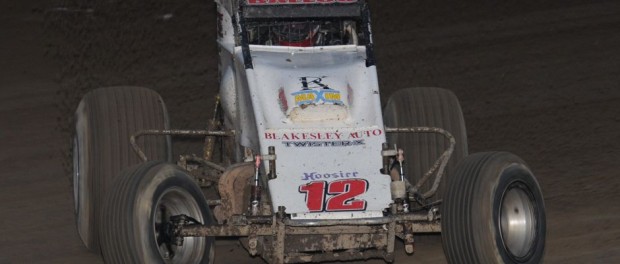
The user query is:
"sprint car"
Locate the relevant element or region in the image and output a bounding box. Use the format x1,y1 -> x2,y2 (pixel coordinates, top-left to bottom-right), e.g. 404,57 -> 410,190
72,0 -> 546,263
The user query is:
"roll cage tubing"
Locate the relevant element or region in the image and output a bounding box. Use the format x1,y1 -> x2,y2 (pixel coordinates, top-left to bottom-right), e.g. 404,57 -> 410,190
237,0 -> 376,69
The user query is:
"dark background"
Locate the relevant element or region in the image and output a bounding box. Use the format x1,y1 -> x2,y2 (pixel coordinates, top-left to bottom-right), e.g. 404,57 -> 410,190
1,0 -> 619,263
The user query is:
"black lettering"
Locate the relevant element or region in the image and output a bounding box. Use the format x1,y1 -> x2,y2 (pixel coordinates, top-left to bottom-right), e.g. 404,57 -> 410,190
353,140 -> 365,146
310,141 -> 323,147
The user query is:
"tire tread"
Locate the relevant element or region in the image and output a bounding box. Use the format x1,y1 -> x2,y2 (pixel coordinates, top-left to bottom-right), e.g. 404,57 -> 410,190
442,152 -> 545,264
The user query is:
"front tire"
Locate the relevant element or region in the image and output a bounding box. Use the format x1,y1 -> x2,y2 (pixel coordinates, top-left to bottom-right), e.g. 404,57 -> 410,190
442,152 -> 546,264
100,161 -> 215,264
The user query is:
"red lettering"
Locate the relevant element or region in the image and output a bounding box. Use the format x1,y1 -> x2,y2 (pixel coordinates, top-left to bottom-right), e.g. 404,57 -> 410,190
299,179 -> 368,212
265,132 -> 276,140
326,179 -> 368,211
264,130 -> 380,142
299,181 -> 326,212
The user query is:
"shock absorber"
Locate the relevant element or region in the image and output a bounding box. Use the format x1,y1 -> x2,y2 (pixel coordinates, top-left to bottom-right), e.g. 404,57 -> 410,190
250,155 -> 262,216
396,149 -> 409,213
387,144 -> 409,213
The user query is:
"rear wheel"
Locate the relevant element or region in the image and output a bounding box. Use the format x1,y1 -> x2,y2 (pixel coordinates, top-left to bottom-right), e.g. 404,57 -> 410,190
383,87 -> 467,203
442,152 -> 546,264
100,161 -> 215,264
73,86 -> 170,251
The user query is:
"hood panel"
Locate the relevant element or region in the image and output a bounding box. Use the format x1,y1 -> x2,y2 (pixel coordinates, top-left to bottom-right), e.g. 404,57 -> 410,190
240,46 -> 392,218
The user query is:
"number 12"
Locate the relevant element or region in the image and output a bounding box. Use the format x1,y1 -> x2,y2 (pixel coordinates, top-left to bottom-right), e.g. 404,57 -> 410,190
299,179 -> 368,212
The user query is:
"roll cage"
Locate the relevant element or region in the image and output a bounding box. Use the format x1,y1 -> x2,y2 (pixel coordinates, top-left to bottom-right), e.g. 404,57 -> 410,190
237,0 -> 376,68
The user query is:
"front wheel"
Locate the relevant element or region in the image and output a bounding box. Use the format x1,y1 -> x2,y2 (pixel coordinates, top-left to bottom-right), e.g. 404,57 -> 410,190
442,152 -> 546,264
100,161 -> 215,264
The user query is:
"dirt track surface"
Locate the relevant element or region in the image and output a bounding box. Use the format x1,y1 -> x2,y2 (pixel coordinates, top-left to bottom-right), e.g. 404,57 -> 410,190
1,0 -> 619,263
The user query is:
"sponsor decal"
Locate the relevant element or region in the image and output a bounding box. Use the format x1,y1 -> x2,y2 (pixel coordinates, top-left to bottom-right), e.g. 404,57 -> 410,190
299,179 -> 368,212
265,129 -> 382,141
291,77 -> 343,106
302,171 -> 359,181
265,129 -> 382,147
247,0 -> 358,5
282,140 -> 364,147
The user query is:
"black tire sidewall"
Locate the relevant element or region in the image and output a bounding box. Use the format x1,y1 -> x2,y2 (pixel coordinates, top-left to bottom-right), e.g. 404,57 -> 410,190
491,163 -> 546,264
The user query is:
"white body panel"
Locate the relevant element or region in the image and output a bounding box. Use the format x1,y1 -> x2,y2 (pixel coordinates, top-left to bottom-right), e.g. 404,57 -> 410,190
216,0 -> 392,219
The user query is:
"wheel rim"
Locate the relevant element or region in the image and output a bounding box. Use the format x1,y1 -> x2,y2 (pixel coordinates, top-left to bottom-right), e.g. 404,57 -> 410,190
500,182 -> 537,259
154,187 -> 207,264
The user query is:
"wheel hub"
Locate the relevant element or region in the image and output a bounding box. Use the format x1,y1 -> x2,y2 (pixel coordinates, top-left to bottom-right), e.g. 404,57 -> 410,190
500,182 -> 537,259
153,188 -> 206,263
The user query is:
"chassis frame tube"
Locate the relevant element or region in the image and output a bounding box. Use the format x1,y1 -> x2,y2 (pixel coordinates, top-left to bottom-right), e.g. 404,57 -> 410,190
180,224 -> 389,237
130,129 -> 235,161
385,126 -> 456,199
177,213 -> 438,263
179,212 -> 440,238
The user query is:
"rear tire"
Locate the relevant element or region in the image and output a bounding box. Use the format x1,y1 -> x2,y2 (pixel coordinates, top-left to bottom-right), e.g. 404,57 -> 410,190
383,87 -> 467,203
442,152 -> 546,264
100,161 -> 215,264
73,86 -> 170,251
